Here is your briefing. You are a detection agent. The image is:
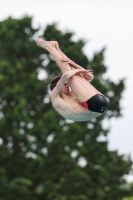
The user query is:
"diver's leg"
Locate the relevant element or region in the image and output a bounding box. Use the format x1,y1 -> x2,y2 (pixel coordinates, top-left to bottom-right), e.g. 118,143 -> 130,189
53,41 -> 101,96
36,39 -> 71,73
67,76 -> 102,102
36,39 -> 101,102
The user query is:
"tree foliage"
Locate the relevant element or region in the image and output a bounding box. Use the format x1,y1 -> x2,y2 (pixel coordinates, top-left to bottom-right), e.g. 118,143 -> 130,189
0,16 -> 132,200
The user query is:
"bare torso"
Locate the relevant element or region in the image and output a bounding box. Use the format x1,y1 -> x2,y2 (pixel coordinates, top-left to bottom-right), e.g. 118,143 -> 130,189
51,93 -> 101,121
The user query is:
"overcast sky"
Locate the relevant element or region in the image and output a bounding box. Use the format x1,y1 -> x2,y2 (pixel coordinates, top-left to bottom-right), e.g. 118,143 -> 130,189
0,0 -> 133,181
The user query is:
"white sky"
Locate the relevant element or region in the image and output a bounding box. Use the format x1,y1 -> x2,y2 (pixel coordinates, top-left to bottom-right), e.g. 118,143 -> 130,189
0,0 -> 133,181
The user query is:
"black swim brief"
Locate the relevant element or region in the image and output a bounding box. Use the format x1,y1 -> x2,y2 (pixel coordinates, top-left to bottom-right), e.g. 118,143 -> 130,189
82,94 -> 108,113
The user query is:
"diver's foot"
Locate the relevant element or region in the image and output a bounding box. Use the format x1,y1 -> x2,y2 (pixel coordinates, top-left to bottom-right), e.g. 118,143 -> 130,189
36,38 -> 58,50
36,38 -> 50,50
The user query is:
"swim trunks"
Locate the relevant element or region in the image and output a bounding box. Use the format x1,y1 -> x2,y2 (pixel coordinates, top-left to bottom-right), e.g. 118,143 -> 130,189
82,94 -> 108,113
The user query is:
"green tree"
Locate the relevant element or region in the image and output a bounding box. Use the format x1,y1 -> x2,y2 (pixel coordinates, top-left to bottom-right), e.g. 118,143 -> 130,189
123,197 -> 133,200
122,182 -> 133,200
0,16 -> 132,200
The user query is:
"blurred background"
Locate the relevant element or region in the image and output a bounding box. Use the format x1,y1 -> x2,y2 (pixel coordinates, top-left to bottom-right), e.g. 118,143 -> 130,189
0,0 -> 133,199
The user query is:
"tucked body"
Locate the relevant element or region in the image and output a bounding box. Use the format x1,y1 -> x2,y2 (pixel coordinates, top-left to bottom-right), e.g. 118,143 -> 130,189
36,39 -> 108,121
